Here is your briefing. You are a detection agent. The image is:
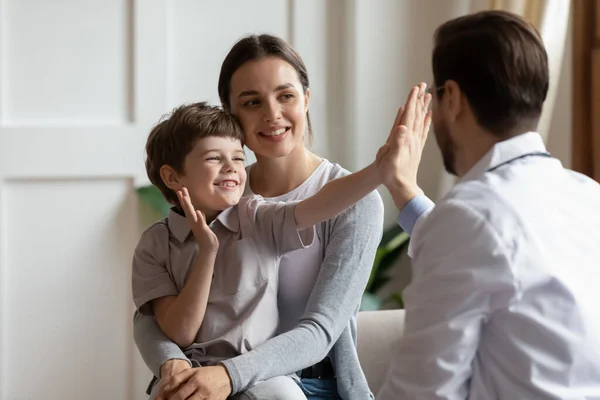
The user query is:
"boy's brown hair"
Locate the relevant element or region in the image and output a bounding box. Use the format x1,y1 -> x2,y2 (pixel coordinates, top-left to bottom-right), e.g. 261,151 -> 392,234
145,102 -> 244,205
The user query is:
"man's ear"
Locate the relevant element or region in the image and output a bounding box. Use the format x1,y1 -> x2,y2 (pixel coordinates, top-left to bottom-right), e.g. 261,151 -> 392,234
160,165 -> 183,191
443,80 -> 463,123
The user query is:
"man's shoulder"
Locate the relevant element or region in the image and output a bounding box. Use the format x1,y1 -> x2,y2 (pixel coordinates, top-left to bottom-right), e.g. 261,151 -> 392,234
427,180 -> 517,239
441,180 -> 504,216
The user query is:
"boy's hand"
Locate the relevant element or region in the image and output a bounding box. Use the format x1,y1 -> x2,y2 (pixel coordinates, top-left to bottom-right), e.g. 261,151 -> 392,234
177,187 -> 219,254
376,83 -> 432,209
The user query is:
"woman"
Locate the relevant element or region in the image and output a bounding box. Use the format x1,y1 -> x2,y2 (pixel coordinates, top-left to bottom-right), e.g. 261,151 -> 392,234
134,34 -> 384,400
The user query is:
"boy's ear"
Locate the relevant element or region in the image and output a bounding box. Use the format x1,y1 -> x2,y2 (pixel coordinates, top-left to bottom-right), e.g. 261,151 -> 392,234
160,165 -> 182,191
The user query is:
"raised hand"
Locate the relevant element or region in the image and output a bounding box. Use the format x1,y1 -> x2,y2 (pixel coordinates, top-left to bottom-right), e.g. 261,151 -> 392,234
376,83 -> 432,209
177,187 -> 219,254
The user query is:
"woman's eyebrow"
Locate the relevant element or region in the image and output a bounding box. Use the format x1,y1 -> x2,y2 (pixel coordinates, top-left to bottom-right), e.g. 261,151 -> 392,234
238,83 -> 295,98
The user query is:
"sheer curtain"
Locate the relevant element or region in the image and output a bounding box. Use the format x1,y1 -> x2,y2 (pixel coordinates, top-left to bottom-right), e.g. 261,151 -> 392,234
489,0 -> 572,142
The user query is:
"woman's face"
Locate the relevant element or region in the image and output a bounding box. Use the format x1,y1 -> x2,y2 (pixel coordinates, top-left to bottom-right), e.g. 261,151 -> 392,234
228,57 -> 310,160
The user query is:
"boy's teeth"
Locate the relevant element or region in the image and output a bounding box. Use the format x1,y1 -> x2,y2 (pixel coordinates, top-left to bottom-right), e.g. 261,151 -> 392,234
263,128 -> 286,136
219,181 -> 236,187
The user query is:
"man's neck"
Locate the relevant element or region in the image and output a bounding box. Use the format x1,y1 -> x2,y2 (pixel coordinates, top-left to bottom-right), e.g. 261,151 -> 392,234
454,130 -> 500,177
454,124 -> 539,177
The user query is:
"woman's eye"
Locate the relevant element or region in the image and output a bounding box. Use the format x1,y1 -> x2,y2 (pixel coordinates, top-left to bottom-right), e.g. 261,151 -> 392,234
280,93 -> 294,101
243,99 -> 260,107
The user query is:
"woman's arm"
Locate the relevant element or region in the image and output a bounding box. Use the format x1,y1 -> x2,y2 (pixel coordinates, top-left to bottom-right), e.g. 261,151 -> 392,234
133,311 -> 190,378
221,188 -> 384,393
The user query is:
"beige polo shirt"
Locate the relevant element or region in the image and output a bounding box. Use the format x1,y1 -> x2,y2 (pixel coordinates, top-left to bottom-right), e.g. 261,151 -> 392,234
131,195 -> 314,366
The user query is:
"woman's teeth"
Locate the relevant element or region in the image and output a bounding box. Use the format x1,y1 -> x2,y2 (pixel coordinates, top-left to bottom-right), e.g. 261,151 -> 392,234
262,128 -> 287,136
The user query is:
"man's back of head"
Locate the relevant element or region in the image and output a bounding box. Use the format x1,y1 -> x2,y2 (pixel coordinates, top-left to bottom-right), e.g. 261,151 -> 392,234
433,10 -> 549,138
430,10 -> 551,176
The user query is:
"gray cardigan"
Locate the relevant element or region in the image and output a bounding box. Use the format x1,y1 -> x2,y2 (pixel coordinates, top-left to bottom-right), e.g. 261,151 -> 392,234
133,163 -> 384,400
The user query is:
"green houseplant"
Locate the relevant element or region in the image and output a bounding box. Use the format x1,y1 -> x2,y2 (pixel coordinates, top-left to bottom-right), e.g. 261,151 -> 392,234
360,224 -> 410,311
136,185 -> 409,310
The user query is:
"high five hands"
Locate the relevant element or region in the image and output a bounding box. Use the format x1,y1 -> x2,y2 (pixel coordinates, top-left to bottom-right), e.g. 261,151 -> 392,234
376,83 -> 432,209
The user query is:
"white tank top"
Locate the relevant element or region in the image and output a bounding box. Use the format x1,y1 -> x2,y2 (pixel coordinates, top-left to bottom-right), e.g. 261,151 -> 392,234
244,160 -> 336,332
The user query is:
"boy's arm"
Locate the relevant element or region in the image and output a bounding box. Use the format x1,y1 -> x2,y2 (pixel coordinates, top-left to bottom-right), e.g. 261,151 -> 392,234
294,162 -> 380,230
295,84 -> 431,232
132,225 -> 216,349
151,249 -> 216,348
152,188 -> 219,348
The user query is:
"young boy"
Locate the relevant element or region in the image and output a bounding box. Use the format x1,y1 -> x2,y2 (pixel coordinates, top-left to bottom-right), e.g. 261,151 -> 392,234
132,102 -> 384,396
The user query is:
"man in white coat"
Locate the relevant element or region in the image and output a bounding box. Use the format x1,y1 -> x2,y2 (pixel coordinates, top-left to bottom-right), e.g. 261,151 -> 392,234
376,10 -> 600,400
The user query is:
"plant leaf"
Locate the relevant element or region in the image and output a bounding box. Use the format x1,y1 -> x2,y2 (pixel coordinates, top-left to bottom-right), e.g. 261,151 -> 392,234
360,292 -> 382,311
137,185 -> 171,217
387,292 -> 405,309
365,226 -> 410,293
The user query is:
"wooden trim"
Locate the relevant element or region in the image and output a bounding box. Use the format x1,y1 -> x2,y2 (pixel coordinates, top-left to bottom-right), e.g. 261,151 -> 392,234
572,0 -> 597,180
596,0 -> 600,39
593,0 -> 600,181
593,49 -> 600,180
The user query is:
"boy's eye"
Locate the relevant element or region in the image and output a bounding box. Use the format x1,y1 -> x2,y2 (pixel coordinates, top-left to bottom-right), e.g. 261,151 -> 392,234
206,156 -> 219,161
234,157 -> 245,162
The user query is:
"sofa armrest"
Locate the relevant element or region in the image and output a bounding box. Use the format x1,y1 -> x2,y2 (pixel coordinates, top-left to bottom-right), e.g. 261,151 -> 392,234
357,309 -> 405,394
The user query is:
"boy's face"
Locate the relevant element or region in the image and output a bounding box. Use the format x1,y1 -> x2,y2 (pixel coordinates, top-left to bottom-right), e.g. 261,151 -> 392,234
178,136 -> 246,218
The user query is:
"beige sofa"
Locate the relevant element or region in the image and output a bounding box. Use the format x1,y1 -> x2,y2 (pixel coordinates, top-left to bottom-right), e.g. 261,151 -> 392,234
356,309 -> 405,394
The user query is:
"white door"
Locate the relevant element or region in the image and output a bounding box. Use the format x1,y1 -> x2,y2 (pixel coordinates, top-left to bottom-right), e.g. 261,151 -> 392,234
0,0 -> 299,398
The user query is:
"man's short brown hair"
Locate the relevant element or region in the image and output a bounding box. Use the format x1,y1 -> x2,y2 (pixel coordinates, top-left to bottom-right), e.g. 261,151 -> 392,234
145,102 -> 244,205
432,10 -> 549,136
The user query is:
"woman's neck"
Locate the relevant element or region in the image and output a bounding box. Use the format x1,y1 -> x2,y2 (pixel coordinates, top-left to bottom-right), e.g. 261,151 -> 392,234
249,145 -> 322,198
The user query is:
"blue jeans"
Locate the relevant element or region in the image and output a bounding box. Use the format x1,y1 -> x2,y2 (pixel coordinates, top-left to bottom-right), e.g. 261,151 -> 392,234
297,378 -> 341,399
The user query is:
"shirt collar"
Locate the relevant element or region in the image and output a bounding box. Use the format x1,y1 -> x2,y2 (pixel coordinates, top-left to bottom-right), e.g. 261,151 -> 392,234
461,132 -> 547,182
167,205 -> 240,243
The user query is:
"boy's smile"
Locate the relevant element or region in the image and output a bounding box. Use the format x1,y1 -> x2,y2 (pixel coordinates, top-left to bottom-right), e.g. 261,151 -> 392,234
177,136 -> 247,220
